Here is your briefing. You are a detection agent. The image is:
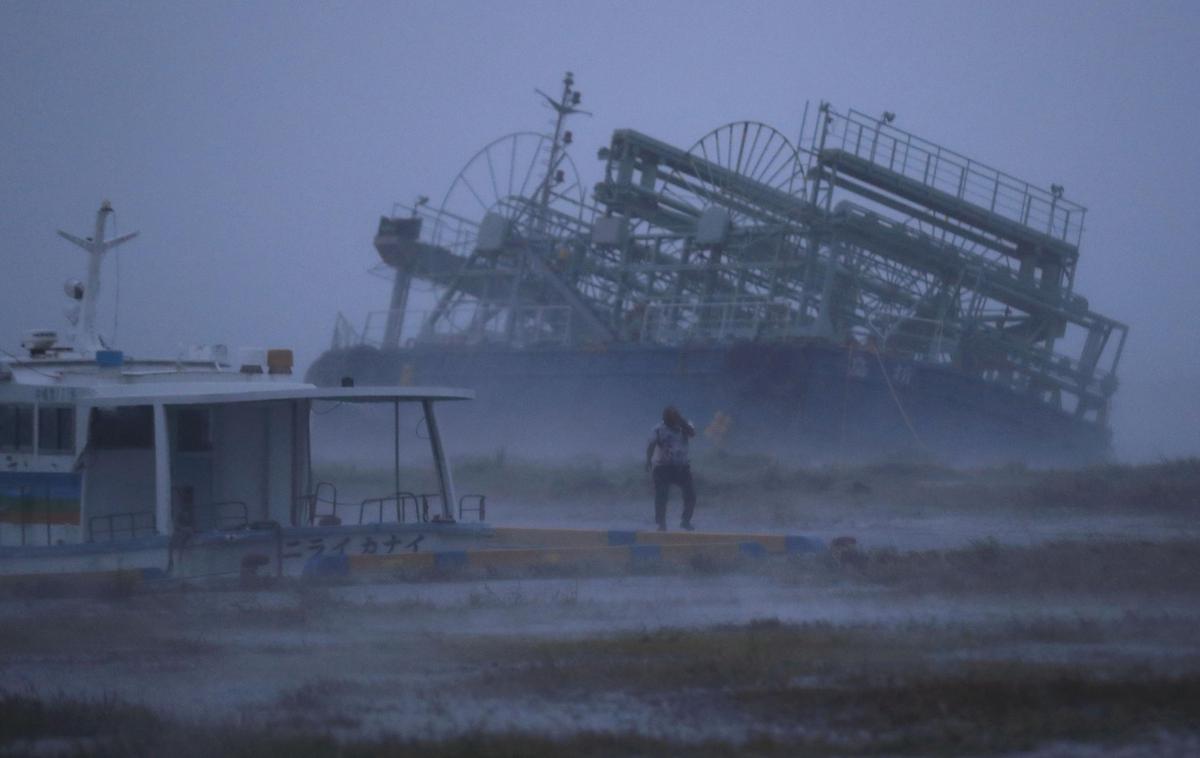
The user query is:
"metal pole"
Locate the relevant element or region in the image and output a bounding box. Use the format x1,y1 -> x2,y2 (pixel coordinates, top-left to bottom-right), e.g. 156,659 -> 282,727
422,399 -> 456,521
382,268 -> 412,350
153,403 -> 172,536
538,73 -> 573,214
393,399 -> 401,503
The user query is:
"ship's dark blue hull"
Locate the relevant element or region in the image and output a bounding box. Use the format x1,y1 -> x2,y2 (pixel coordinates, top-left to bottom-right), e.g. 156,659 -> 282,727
307,342 -> 1109,466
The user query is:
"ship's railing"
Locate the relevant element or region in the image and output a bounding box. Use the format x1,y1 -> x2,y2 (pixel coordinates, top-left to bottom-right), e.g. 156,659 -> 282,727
352,304 -> 574,349
331,312 -> 362,350
818,107 -> 1085,247
422,206 -> 481,259
396,196 -> 592,258
638,300 -> 801,345
358,309 -> 401,348
333,309 -> 413,350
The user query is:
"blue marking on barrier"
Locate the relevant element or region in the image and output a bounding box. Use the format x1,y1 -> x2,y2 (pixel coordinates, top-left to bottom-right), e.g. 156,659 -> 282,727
738,542 -> 767,558
630,544 -> 661,562
434,551 -> 469,569
607,530 -> 637,546
302,554 -> 349,577
785,535 -> 824,554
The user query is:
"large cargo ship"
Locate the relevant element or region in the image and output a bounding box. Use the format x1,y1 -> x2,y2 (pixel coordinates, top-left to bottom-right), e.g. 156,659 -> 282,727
308,74 -> 1128,466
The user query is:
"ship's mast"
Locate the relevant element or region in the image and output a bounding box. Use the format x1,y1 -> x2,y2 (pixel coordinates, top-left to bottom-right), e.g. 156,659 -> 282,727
535,71 -> 588,223
56,200 -> 139,354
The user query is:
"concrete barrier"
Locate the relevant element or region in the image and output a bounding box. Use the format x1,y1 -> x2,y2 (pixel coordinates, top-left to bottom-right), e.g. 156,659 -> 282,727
302,530 -> 826,580
0,527 -> 825,586
488,527 -> 824,554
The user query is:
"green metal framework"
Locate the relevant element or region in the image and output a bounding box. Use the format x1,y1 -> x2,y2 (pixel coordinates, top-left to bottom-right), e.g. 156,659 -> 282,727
342,82 -> 1127,427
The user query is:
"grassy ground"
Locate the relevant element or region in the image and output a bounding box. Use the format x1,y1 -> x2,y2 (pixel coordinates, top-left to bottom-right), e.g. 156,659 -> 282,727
4,666 -> 1198,757
4,459 -> 1200,755
3,536 -> 1200,755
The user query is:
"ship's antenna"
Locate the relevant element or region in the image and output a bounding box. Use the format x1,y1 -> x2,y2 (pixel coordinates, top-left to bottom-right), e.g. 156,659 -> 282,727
56,200 -> 139,354
534,71 -> 590,219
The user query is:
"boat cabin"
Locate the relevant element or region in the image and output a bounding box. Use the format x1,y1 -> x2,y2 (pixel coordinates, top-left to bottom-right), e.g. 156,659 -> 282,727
1,202 -> 486,578
1,380 -> 473,548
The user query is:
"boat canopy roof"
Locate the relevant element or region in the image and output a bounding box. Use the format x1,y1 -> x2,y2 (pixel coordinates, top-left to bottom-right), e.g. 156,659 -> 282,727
77,384 -> 474,407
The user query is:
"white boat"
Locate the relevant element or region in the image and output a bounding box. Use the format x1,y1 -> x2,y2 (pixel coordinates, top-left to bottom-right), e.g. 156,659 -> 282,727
0,202 -> 491,582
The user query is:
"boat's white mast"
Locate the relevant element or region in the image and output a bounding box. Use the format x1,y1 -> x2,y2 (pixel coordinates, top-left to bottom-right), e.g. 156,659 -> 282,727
56,200 -> 138,354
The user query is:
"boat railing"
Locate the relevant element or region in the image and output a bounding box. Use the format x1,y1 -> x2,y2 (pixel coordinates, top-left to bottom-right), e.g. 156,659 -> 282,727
292,484 -> 489,527
357,492 -> 422,525
420,494 -> 442,521
295,481 -> 340,526
457,494 -> 487,522
89,510 -> 156,543
297,484 -> 468,527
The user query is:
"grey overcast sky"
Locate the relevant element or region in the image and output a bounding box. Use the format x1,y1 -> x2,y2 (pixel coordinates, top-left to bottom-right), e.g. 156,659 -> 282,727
1,0 -> 1197,461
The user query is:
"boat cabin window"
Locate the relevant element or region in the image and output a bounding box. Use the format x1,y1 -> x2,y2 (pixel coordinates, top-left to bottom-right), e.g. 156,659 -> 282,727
0,404 -> 34,452
175,407 -> 213,452
37,406 -> 75,453
89,406 -> 154,449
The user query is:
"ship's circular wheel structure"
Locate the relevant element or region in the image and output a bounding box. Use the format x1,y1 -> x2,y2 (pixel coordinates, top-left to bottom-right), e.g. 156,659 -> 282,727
644,123 -> 811,340
430,132 -> 587,254
659,121 -> 805,228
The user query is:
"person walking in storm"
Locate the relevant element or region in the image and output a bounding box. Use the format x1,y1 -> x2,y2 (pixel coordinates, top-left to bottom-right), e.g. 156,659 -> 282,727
645,405 -> 697,531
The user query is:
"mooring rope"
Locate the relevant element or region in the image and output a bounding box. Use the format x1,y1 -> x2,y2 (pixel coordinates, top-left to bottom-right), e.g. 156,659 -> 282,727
870,346 -> 927,451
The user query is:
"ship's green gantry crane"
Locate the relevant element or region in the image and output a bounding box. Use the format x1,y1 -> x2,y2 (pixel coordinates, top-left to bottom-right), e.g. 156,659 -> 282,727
343,76 -> 1126,427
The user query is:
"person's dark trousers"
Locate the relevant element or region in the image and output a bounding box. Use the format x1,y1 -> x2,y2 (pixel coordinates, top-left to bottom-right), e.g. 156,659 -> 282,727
653,463 -> 696,527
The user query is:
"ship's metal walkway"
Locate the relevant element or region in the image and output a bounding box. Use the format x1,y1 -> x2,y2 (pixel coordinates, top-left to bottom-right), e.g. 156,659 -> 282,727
814,109 -> 1085,259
